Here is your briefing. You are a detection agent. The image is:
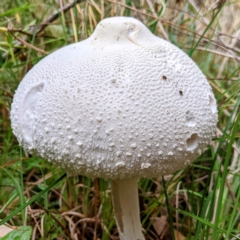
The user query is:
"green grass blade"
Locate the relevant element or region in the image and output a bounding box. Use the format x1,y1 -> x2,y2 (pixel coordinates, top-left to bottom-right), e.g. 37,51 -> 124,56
162,176 -> 175,240
0,173 -> 67,226
212,101 -> 240,239
188,5 -> 224,57
176,208 -> 240,239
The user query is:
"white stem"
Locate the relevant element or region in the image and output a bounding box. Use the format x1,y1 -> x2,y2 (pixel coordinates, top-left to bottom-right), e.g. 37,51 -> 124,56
111,177 -> 144,240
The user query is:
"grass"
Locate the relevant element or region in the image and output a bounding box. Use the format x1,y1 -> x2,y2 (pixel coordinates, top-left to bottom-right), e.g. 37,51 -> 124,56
0,0 -> 240,239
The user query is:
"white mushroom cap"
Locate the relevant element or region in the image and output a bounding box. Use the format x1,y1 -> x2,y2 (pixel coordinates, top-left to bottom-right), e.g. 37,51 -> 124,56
11,17 -> 217,179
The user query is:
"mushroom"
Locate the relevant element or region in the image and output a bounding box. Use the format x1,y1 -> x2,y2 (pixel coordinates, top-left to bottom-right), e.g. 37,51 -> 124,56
11,17 -> 218,240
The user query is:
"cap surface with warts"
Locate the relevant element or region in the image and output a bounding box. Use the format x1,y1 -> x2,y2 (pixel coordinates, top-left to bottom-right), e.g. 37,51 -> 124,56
11,17 -> 218,179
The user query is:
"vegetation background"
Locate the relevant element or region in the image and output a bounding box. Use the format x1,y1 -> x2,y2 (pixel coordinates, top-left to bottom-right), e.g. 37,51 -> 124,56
0,0 -> 240,239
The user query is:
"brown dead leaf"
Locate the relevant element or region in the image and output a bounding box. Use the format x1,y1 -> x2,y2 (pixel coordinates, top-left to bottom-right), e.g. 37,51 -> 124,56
152,216 -> 186,240
152,215 -> 168,236
174,229 -> 186,240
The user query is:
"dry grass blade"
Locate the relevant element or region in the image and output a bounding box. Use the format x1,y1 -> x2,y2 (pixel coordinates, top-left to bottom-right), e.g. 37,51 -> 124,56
2,0 -> 83,60
9,31 -> 48,55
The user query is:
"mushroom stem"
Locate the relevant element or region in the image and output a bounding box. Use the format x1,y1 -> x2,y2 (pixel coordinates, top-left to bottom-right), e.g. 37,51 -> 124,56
111,177 -> 144,240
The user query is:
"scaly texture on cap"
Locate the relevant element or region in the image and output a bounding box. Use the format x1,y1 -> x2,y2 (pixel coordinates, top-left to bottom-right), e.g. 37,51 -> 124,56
11,17 -> 218,179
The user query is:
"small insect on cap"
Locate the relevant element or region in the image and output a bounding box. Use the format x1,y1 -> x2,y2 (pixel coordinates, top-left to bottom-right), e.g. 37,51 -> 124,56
11,17 -> 218,179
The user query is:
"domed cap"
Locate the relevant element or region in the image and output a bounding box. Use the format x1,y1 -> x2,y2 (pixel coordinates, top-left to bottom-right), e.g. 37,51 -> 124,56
11,17 -> 218,179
